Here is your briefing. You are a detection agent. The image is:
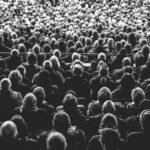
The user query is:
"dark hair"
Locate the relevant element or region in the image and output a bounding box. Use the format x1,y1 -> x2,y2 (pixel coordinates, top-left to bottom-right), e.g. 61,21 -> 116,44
63,94 -> 78,112
52,111 -> 71,133
100,113 -> 118,130
27,52 -> 37,65
11,115 -> 29,138
145,84 -> 150,100
100,128 -> 121,150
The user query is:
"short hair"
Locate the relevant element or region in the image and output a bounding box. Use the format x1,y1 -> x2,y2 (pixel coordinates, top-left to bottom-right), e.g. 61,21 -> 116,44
52,111 -> 71,133
72,64 -> 83,76
139,99 -> 150,113
102,100 -> 116,114
11,49 -> 19,56
100,128 -> 121,150
85,37 -> 92,46
43,60 -> 53,70
32,44 -> 40,55
140,109 -> 150,131
27,52 -> 37,65
49,55 -> 60,70
131,87 -> 145,106
43,44 -> 51,53
0,78 -> 11,90
17,65 -> 26,76
98,52 -> 106,61
18,43 -> 26,53
0,121 -> 18,139
8,70 -> 22,84
63,94 -> 78,111
11,115 -> 29,138
97,87 -> 112,105
53,49 -> 61,58
21,93 -> 37,111
100,113 -> 118,130
33,86 -> 46,105
122,57 -> 131,67
46,131 -> 67,150
71,52 -> 81,62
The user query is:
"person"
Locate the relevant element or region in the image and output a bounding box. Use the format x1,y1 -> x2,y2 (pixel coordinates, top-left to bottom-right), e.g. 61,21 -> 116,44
8,70 -> 30,97
112,73 -> 136,103
0,35 -> 10,53
88,127 -> 123,150
52,111 -> 87,150
64,63 -> 90,99
46,131 -> 67,150
23,52 -> 42,81
126,109 -> 150,150
11,93 -> 51,137
0,78 -> 22,122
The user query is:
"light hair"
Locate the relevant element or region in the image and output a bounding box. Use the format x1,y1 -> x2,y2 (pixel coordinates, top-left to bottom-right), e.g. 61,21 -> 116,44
0,121 -> 18,139
131,87 -> 145,106
0,78 -> 11,90
46,131 -> 67,150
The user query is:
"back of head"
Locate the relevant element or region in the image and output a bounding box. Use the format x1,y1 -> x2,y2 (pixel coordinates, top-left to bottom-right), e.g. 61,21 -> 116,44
8,70 -> 22,85
100,128 -> 121,150
27,52 -> 37,65
0,121 -> 18,139
100,113 -> 118,130
131,87 -> 145,106
102,100 -> 116,114
11,115 -> 29,138
63,94 -> 78,112
72,64 -> 83,76
11,49 -> 19,57
0,78 -> 11,91
97,87 -> 112,105
122,57 -> 131,67
140,109 -> 150,132
17,65 -> 26,77
33,86 -> 45,105
52,111 -> 71,133
49,55 -> 60,70
46,131 -> 67,150
71,52 -> 81,62
139,99 -> 150,113
98,52 -> 106,62
21,93 -> 37,111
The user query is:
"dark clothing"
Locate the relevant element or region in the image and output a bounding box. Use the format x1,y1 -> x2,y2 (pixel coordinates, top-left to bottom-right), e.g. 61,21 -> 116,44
126,115 -> 141,134
0,89 -> 22,122
11,83 -> 30,97
11,107 -> 51,137
112,86 -> 133,103
0,43 -> 10,52
139,63 -> 150,83
0,137 -> 37,150
126,131 -> 150,150
90,75 -> 115,100
6,55 -> 22,70
23,63 -> 42,81
64,75 -> 90,99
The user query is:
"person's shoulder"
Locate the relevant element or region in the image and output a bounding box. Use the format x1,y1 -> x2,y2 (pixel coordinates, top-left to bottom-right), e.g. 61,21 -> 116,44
127,131 -> 143,140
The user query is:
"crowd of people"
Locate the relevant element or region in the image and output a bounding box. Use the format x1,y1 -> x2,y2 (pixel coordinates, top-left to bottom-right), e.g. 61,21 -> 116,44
0,0 -> 150,150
